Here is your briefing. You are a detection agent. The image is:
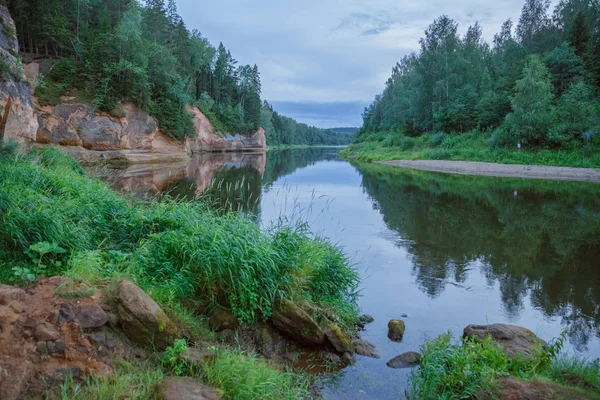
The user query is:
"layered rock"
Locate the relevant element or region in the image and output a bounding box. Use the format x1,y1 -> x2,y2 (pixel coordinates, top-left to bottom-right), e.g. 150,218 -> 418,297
0,5 -> 38,143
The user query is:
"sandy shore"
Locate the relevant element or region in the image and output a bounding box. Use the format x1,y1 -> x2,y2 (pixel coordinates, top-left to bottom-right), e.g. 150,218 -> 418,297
379,160 -> 600,182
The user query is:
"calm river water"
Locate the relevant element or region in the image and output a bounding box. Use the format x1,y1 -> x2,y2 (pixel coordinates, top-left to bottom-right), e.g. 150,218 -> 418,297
92,147 -> 600,399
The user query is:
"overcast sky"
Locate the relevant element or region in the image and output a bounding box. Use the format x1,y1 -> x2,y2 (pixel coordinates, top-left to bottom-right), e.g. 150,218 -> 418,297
175,0 -> 539,128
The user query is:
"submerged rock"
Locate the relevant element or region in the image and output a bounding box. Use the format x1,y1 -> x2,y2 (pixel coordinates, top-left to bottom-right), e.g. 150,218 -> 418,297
115,280 -> 178,349
353,339 -> 380,359
208,307 -> 238,332
271,298 -> 325,346
463,324 -> 546,359
388,319 -> 406,342
156,377 -> 222,400
386,351 -> 421,369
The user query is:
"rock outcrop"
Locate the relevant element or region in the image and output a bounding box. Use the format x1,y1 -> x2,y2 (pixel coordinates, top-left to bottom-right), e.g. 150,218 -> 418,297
0,5 -> 38,143
271,298 -> 326,346
463,324 -> 547,359
0,7 -> 266,161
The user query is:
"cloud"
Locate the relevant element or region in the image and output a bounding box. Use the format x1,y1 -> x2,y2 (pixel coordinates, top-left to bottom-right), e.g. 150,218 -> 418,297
270,101 -> 368,129
334,12 -> 397,36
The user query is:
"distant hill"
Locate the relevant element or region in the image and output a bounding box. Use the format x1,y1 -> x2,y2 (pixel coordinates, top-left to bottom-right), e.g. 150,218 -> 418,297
330,127 -> 359,134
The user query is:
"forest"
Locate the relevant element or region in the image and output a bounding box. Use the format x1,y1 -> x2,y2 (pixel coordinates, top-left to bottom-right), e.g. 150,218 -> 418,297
355,0 -> 600,152
5,0 -> 350,146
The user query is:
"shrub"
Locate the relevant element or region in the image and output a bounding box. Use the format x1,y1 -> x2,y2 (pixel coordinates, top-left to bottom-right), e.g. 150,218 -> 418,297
428,132 -> 448,147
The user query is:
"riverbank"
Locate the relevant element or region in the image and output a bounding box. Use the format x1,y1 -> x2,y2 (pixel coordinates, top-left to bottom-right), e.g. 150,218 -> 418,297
377,160 -> 600,182
0,143 -> 361,398
341,131 -> 600,169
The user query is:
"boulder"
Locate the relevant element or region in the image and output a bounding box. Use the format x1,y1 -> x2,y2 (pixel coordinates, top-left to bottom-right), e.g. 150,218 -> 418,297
322,320 -> 353,354
271,298 -> 325,346
463,324 -> 546,359
359,314 -> 374,324
34,322 -> 60,341
156,377 -> 222,400
181,348 -> 216,368
0,284 -> 26,305
0,356 -> 33,400
115,280 -> 178,349
386,351 -> 421,369
76,303 -> 109,329
388,319 -> 406,342
353,339 -> 380,359
208,307 -> 238,332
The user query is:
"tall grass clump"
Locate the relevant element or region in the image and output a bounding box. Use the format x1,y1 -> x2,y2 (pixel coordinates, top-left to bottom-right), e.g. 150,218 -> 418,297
411,332 -> 600,400
0,145 -> 359,326
203,347 -> 310,400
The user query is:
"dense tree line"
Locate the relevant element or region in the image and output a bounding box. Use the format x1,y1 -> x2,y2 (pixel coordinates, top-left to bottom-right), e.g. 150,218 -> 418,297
261,102 -> 353,146
5,0 -> 261,139
357,0 -> 600,149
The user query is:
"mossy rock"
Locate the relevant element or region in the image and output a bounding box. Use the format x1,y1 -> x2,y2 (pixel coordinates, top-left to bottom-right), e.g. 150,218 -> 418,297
322,320 -> 354,354
115,280 -> 178,350
388,319 -> 405,342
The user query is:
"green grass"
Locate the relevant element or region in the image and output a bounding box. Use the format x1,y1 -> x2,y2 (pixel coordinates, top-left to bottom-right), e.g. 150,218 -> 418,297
411,332 -> 600,400
0,144 -> 358,326
342,130 -> 600,168
0,142 -> 358,398
203,347 -> 310,400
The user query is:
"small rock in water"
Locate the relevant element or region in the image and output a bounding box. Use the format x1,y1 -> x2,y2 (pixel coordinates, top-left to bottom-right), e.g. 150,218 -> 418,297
386,352 -> 421,369
387,319 -> 406,342
401,313 -> 408,318
359,314 -> 374,324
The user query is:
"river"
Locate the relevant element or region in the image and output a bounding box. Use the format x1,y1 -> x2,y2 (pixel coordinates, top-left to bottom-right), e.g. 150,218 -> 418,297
90,147 -> 600,399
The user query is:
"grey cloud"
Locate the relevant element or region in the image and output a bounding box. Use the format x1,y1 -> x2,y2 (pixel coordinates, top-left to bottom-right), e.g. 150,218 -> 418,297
333,12 -> 396,36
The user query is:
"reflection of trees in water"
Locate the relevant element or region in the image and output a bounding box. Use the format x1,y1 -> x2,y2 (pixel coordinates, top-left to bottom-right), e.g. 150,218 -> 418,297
262,148 -> 342,189
358,164 -> 600,349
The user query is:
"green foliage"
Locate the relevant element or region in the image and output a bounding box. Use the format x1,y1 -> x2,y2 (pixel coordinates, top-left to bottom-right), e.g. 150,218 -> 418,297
504,55 -> 556,147
411,333 -> 509,399
411,331 -> 600,400
357,0 -> 600,152
161,339 -> 191,376
203,347 -> 310,400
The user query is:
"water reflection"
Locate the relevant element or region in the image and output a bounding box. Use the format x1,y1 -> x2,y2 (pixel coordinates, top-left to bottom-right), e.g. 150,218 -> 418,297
357,163 -> 600,351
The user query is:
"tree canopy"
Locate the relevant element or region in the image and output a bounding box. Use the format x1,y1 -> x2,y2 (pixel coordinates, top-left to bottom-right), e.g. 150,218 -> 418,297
6,0 -> 349,146
357,0 -> 600,149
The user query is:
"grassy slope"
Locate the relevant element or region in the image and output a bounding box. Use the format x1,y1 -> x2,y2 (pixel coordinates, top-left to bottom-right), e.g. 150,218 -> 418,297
342,131 -> 600,168
0,142 -> 358,399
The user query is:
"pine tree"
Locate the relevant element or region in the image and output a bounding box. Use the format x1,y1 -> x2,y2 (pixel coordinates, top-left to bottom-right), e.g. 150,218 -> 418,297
569,11 -> 589,56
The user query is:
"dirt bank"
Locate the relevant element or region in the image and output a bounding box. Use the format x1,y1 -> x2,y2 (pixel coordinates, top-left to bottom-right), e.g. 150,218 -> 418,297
379,160 -> 600,182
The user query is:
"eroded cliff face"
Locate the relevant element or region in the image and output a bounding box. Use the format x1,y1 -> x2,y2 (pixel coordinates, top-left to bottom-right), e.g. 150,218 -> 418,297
0,5 -> 38,143
0,6 -> 265,162
34,101 -> 266,162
